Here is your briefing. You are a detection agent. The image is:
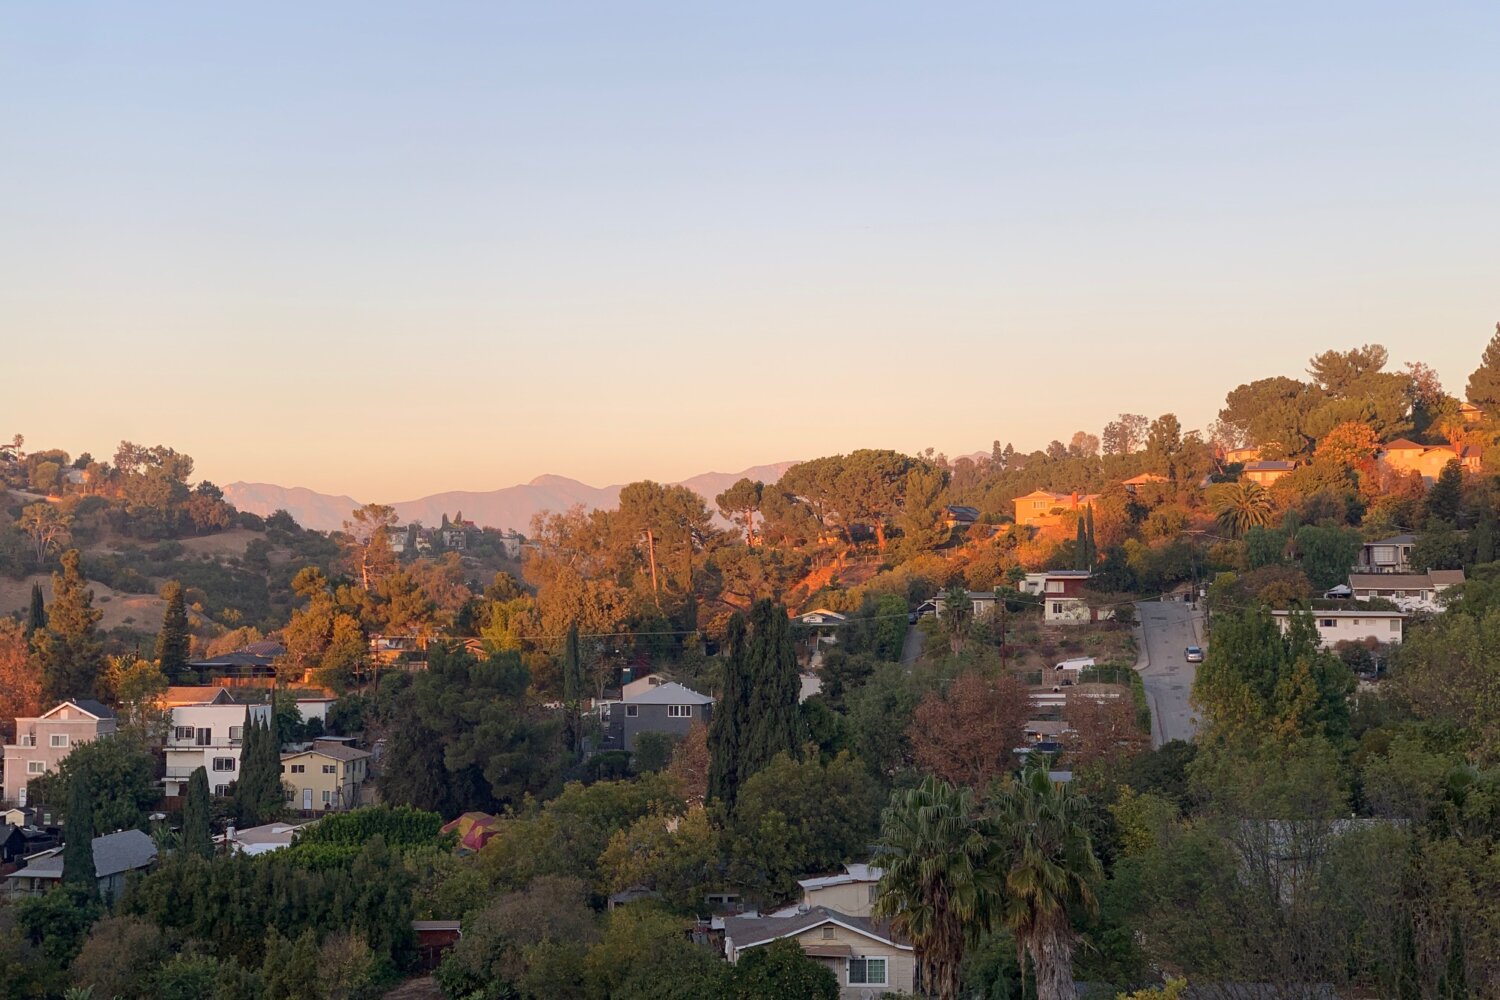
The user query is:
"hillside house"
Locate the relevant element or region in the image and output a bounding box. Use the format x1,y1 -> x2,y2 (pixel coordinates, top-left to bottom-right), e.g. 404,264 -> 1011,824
4,829 -> 156,900
1243,460 -> 1296,486
1377,439 -> 1481,480
605,682 -> 714,753
164,702 -> 273,799
1356,534 -> 1417,575
797,864 -> 884,918
280,739 -> 372,813
1347,570 -> 1463,613
722,907 -> 915,999
1121,473 -> 1170,493
187,640 -> 285,683
1224,446 -> 1261,464
1272,609 -> 1406,649
942,504 -> 980,528
1012,490 -> 1100,528
2,701 -> 117,807
1460,401 -> 1484,423
1021,570 -> 1098,623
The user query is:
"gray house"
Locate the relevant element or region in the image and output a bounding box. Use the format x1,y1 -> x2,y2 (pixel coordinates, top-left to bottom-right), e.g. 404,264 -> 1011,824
608,682 -> 714,752
3,828 -> 157,900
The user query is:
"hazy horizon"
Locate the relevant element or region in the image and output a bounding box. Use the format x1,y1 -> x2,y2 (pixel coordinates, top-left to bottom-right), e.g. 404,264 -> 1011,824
6,2 -> 1497,498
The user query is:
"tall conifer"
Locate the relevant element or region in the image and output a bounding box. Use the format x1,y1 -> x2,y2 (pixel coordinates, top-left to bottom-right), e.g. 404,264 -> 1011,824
708,615 -> 748,807
156,580 -> 191,682
737,600 -> 802,784
34,549 -> 103,702
26,582 -> 45,636
183,765 -> 213,857
62,771 -> 97,896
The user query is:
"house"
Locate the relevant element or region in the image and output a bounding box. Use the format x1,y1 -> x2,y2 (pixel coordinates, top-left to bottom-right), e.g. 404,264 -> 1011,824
722,906 -> 915,999
222,820 -> 307,856
1460,401 -> 1484,424
1242,460 -> 1296,486
1012,490 -> 1100,528
295,696 -> 336,726
798,609 -> 848,627
621,673 -> 669,700
942,505 -> 980,528
1356,534 -> 1417,574
162,686 -> 238,708
280,739 -> 373,813
1272,609 -> 1406,649
1120,473 -> 1169,493
3,829 -> 157,899
2,823 -> 58,865
1377,439 -> 1481,480
2,700 -> 117,806
164,702 -> 273,799
798,864 -> 884,918
2,807 -> 35,830
1021,571 -> 1098,624
187,640 -> 285,683
1224,446 -> 1262,465
1347,570 -> 1463,613
931,590 -> 1003,620
607,682 -> 714,753
413,920 -> 464,971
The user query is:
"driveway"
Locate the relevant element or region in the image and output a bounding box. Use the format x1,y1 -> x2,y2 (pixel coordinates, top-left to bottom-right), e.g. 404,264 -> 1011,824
1134,599 -> 1203,747
900,623 -> 925,666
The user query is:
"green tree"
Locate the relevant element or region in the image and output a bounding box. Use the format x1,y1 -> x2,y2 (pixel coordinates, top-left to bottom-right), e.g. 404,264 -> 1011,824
990,765 -> 1103,1000
873,777 -> 1000,1000
29,735 -> 157,834
1465,321 -> 1500,408
715,478 -> 764,545
33,549 -> 104,703
1425,460 -> 1464,525
563,624 -> 584,757
63,771 -> 98,896
737,600 -> 802,781
233,708 -> 283,827
27,581 -> 46,635
941,584 -> 972,654
1294,524 -> 1361,590
182,766 -> 213,859
260,928 -> 320,1000
1209,481 -> 1276,538
155,581 -> 191,683
724,938 -> 839,1000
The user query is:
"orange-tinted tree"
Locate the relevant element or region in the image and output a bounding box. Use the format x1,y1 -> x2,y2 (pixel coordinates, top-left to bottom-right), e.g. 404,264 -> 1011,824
1066,692 -> 1148,772
909,672 -> 1028,788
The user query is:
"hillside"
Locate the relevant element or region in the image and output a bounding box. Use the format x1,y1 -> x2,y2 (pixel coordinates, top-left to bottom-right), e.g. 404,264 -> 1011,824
224,462 -> 799,532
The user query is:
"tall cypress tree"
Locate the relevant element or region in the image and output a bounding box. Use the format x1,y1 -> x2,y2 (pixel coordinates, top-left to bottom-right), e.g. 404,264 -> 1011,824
1085,505 -> 1097,568
156,580 -> 191,682
563,624 -> 582,756
183,765 -> 213,857
1425,461 -> 1464,527
62,771 -> 98,896
708,614 -> 749,807
737,600 -> 802,785
1074,519 -> 1088,570
234,707 -> 282,826
26,582 -> 45,636
34,549 -> 104,703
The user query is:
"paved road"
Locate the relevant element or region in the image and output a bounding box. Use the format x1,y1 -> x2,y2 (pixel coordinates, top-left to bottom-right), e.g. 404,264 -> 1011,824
1135,599 -> 1204,747
901,623 -> 925,666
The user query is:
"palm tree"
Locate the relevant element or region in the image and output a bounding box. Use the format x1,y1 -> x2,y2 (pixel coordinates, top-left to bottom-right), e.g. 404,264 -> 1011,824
989,764 -> 1103,1000
1209,480 -> 1276,537
872,777 -> 1000,1000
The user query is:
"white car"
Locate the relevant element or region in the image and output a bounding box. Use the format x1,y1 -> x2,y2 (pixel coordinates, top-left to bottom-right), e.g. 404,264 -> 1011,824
1184,646 -> 1204,663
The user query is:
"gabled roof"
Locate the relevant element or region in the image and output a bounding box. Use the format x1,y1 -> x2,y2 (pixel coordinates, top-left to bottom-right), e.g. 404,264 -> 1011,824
282,743 -> 372,763
1367,534 -> 1417,546
621,681 -> 714,706
1349,572 -> 1460,590
15,829 -> 156,880
1014,489 -> 1065,500
38,699 -> 115,722
798,863 -> 883,891
1429,569 -> 1466,586
1121,473 -> 1169,485
724,906 -> 911,952
1382,438 -> 1426,450
798,608 -> 847,623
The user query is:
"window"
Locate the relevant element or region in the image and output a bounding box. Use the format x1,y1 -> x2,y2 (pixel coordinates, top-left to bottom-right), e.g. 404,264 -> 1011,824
822,926 -> 836,940
849,957 -> 887,986
27,761 -> 45,774
196,728 -> 212,746
174,726 -> 195,741
284,788 -> 295,803
322,764 -> 336,774
1319,619 -> 1336,628
1045,580 -> 1065,594
322,789 -> 332,805
1052,603 -> 1064,615
1390,620 -> 1401,632
668,705 -> 692,718
18,735 -> 35,747
291,764 -> 305,774
212,757 -> 236,772
229,726 -> 244,744
625,705 -> 639,718
49,734 -> 69,748
1351,619 -> 1360,626
868,884 -> 878,904
214,784 -> 229,796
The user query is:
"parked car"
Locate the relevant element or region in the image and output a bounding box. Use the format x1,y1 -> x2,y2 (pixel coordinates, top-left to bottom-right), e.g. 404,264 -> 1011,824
1184,645 -> 1204,662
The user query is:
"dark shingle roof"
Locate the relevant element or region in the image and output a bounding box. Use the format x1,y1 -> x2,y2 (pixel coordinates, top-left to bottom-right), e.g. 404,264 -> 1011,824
724,906 -> 910,950
67,699 -> 115,720
16,829 -> 156,880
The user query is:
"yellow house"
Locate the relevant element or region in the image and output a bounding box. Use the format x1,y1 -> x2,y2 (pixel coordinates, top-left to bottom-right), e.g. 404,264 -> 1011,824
280,739 -> 372,813
1012,489 -> 1100,528
798,864 -> 882,917
723,907 -> 915,998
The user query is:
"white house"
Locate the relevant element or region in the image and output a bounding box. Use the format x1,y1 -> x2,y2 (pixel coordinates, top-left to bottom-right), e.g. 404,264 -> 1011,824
1272,609 -> 1406,649
1347,570 -> 1463,613
164,702 -> 273,798
798,863 -> 884,918
1021,570 -> 1097,624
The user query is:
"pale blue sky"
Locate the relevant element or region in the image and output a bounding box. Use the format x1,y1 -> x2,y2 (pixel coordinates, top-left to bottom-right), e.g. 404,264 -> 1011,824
4,3 -> 1496,499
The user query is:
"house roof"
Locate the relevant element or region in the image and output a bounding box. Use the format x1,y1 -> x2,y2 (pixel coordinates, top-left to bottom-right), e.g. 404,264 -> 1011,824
1121,473 -> 1169,485
621,681 -> 714,706
1272,609 -> 1405,619
943,504 -> 981,520
163,686 -> 237,707
1430,569 -> 1466,586
282,743 -> 372,763
38,699 -> 115,722
1015,489 -> 1066,500
15,829 -> 156,880
798,609 -> 847,622
724,906 -> 912,952
1367,534 -> 1417,546
1244,460 -> 1296,471
1349,572 -> 1461,590
188,641 -> 286,668
798,863 -> 883,891
1382,438 -> 1426,450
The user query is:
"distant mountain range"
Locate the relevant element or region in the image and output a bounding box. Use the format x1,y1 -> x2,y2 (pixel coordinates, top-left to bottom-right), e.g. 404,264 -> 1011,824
223,463 -> 799,534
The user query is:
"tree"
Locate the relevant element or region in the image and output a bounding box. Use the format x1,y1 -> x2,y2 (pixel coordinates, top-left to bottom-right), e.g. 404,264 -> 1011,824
1068,431 -> 1100,458
1307,344 -> 1389,393
940,585 -> 972,655
738,600 -> 802,776
873,777 -> 1000,1000
234,708 -> 283,826
910,672 -> 1029,788
715,478 -> 764,545
666,723 -> 710,804
182,766 -> 213,858
33,549 -> 104,703
1294,524 -> 1362,590
1313,420 -> 1381,470
69,915 -> 168,1000
724,938 -> 838,1000
990,765 -> 1102,1000
563,624 -> 584,757
62,771 -> 98,896
1208,481 -> 1276,538
27,581 -> 46,635
1465,321 -> 1500,409
1425,460 -> 1464,525
29,735 -> 157,834
155,581 -> 191,682
17,504 -> 71,568
600,806 -> 721,910
0,619 -> 43,736
102,656 -> 169,742
1101,414 -> 1149,455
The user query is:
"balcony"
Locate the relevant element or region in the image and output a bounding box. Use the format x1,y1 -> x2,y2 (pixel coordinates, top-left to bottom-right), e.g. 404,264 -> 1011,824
164,766 -> 198,780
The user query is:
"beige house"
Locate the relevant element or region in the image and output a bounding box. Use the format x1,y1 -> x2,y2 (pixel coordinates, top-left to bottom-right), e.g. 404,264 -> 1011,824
1243,460 -> 1296,486
1272,609 -> 1405,649
723,906 -> 915,998
1012,490 -> 1100,528
2,701 -> 117,806
1377,438 -> 1481,480
798,864 -> 883,918
280,739 -> 372,813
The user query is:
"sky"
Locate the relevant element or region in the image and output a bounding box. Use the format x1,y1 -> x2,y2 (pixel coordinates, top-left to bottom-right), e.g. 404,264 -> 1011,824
3,2 -> 1497,501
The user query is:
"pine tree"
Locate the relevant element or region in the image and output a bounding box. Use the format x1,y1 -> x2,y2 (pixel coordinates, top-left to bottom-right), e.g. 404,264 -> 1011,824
25,582 -> 45,636
183,765 -> 213,858
1425,460 -> 1464,526
1074,519 -> 1089,570
234,708 -> 283,826
736,600 -> 802,786
62,771 -> 97,896
708,615 -> 748,807
156,580 -> 191,683
34,549 -> 104,703
563,624 -> 583,757
1466,321 -> 1500,409
1472,516 -> 1497,566
1085,505 -> 1097,568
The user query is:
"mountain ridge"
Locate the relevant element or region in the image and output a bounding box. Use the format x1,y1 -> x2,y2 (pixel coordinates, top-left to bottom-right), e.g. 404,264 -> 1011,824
223,462 -> 799,533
